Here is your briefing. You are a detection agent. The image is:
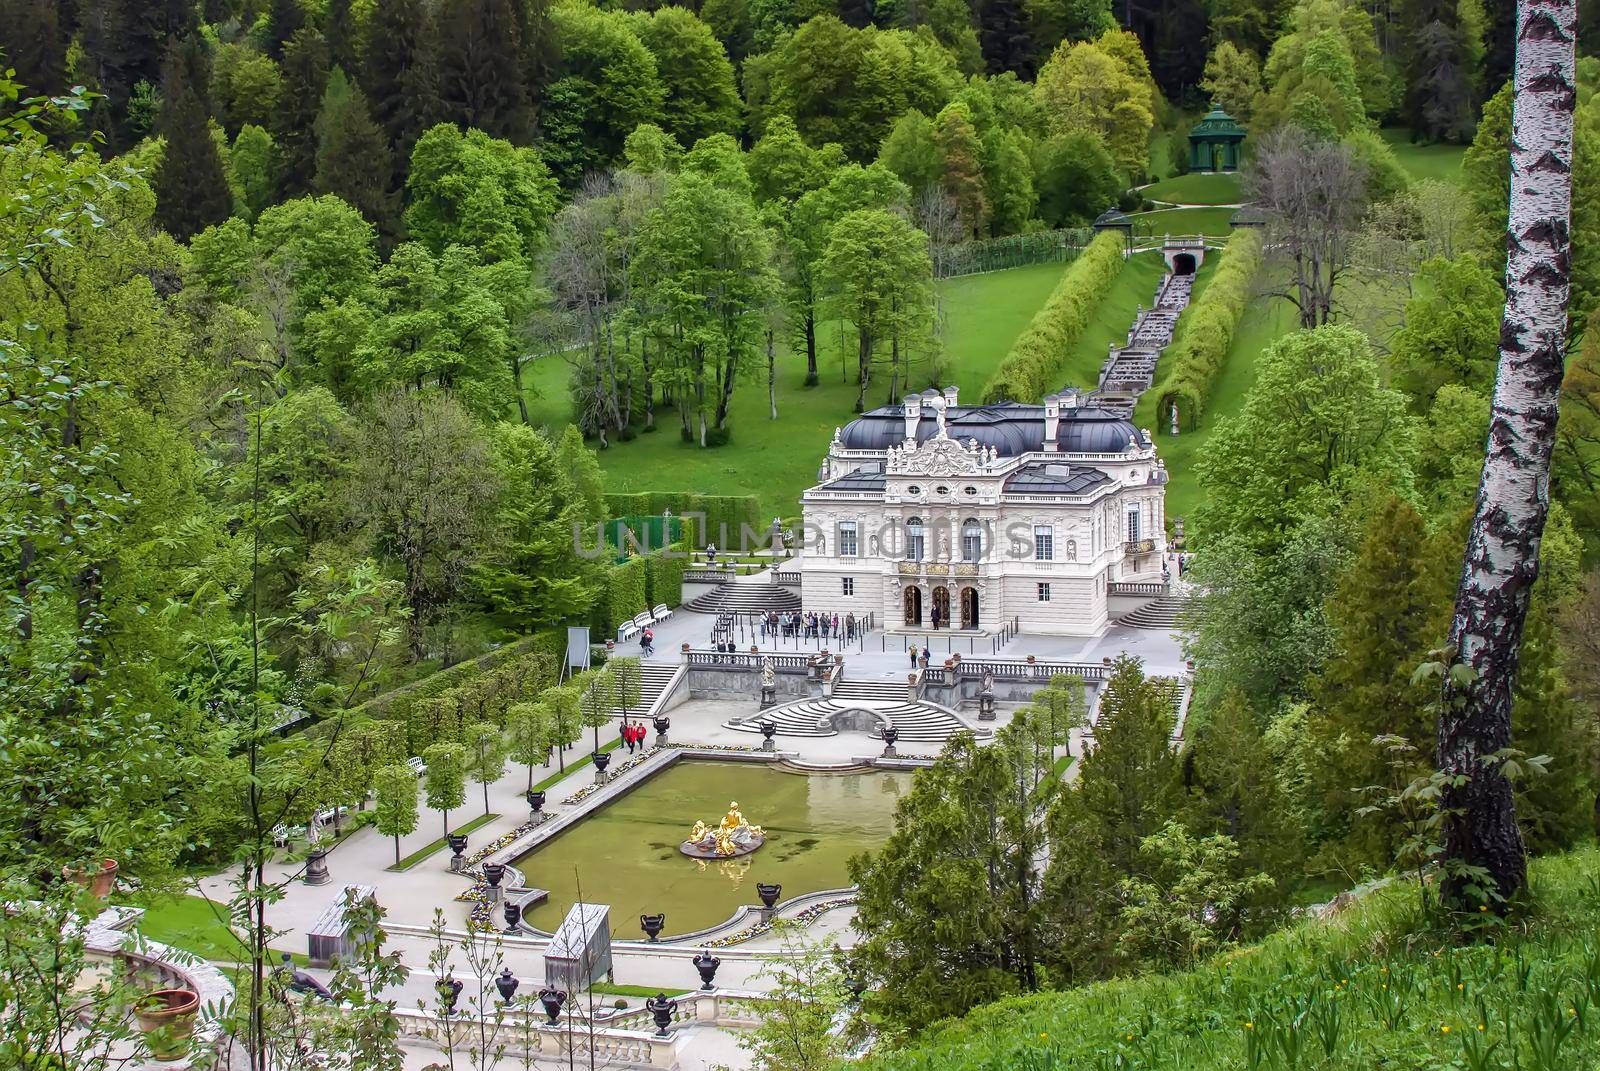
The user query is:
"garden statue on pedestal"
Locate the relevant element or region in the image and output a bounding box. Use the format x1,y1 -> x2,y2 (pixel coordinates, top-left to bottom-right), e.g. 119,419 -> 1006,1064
759,657 -> 777,709
681,802 -> 766,858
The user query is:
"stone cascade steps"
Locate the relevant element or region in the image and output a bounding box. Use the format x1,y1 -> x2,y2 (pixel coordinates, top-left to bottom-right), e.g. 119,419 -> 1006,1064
683,583 -> 802,614
724,694 -> 979,743
1085,259 -> 1197,417
831,678 -> 913,703
1117,594 -> 1195,630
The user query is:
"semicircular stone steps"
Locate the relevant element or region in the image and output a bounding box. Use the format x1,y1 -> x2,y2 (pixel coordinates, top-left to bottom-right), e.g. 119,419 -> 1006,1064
724,695 -> 983,743
684,582 -> 801,614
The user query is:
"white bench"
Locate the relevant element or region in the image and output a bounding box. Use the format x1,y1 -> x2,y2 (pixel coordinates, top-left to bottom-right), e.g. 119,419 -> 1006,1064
650,603 -> 673,622
406,756 -> 426,776
617,619 -> 642,643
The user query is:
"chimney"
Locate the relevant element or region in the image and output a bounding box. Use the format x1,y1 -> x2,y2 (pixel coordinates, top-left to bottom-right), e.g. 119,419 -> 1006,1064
1061,388 -> 1081,411
903,394 -> 921,441
1043,394 -> 1061,451
942,385 -> 959,408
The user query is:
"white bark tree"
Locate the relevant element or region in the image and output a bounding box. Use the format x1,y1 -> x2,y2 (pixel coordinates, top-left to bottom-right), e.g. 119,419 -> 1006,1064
1439,0 -> 1577,904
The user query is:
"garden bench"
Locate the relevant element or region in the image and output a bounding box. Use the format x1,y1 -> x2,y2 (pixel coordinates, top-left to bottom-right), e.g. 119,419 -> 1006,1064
650,603 -> 673,622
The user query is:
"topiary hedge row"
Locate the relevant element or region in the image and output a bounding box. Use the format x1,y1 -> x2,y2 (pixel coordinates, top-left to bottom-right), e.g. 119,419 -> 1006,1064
646,543 -> 687,609
980,229 -> 1127,404
603,492 -> 762,548
593,555 -> 649,638
1151,228 -> 1263,431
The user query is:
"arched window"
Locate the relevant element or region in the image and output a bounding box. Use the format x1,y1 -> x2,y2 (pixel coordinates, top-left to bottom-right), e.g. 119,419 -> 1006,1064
962,519 -> 982,562
906,517 -> 925,562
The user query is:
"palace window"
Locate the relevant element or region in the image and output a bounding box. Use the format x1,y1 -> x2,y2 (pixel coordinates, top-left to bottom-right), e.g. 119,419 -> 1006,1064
962,519 -> 982,562
1037,583 -> 1051,602
842,577 -> 855,596
1034,525 -> 1054,561
1126,507 -> 1141,543
906,517 -> 925,562
838,521 -> 858,557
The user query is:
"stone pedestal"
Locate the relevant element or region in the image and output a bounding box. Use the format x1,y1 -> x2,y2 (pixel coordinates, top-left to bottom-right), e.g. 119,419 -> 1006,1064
303,850 -> 330,886
978,692 -> 996,721
759,684 -> 776,709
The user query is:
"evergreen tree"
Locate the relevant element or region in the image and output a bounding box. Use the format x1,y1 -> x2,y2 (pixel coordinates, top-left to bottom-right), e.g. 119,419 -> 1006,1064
1307,496 -> 1450,867
982,125 -> 1036,235
153,37 -> 231,241
313,67 -> 398,239
933,101 -> 989,237
276,27 -> 331,198
976,0 -> 1034,77
264,0 -> 306,59
323,0 -> 360,74
0,0 -> 67,97
78,0 -> 192,144
1398,0 -> 1481,142
364,0 -> 440,165
1187,690 -> 1297,881
434,0 -> 533,143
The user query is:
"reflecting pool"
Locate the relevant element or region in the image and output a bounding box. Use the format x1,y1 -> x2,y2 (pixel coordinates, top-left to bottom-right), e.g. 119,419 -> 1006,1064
511,760 -> 914,936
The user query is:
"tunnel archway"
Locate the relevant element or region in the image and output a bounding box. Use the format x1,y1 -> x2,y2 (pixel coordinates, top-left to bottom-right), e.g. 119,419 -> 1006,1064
1173,253 -> 1197,275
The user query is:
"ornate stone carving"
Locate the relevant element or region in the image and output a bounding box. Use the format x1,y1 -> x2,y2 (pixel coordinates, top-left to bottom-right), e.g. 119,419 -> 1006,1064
887,435 -> 983,478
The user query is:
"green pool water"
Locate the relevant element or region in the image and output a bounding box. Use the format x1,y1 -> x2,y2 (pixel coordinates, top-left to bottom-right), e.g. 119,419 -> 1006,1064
512,760 -> 914,936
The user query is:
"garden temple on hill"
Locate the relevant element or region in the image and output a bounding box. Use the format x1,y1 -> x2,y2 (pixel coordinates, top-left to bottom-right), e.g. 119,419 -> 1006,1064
798,387 -> 1168,636
1188,105 -> 1246,172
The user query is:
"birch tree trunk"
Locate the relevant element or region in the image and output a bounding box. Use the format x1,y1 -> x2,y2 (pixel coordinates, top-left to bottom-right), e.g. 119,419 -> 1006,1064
1439,0 -> 1576,905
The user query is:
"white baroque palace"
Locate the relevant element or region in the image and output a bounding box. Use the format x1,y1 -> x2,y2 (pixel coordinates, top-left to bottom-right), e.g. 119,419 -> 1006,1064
799,387 -> 1168,636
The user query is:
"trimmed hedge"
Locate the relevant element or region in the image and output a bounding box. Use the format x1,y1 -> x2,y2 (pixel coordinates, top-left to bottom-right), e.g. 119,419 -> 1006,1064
646,543 -> 687,609
1150,228 -> 1263,431
593,555 -> 649,638
603,492 -> 762,548
980,229 -> 1127,404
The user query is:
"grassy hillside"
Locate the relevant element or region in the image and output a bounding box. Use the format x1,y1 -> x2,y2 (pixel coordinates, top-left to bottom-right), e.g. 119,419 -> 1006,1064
1127,205 -> 1237,238
1057,251 -> 1218,395
1141,172 -> 1243,205
518,261 -> 1069,518
1381,127 -> 1468,185
1138,292 -> 1298,524
868,844 -> 1600,1071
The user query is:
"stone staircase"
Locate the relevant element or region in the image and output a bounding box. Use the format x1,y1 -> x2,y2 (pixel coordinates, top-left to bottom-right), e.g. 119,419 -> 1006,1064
831,678 -> 911,704
1117,594 -> 1194,631
724,693 -> 980,743
624,662 -> 682,716
684,582 -> 801,614
1088,264 -> 1196,419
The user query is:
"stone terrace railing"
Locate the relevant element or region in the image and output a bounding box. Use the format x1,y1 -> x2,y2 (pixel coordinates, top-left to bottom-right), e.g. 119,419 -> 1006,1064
682,650 -> 811,672
1108,581 -> 1168,597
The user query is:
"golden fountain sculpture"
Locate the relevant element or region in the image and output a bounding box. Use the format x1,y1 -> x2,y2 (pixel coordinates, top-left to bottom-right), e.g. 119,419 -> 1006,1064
680,801 -> 766,859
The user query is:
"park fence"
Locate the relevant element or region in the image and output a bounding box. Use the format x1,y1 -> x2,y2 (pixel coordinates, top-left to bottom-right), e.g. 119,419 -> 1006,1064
933,228 -> 1094,279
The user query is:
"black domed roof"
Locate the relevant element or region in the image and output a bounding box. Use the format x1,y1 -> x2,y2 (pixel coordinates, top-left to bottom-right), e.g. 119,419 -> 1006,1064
836,402 -> 1145,457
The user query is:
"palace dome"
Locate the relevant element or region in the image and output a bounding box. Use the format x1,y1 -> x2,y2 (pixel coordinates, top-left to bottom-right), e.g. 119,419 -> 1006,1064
836,401 -> 1146,457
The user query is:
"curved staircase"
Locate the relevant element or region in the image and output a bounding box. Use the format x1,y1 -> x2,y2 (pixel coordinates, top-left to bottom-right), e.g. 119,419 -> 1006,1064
1117,594 -> 1194,631
724,693 -> 982,744
685,582 -> 801,614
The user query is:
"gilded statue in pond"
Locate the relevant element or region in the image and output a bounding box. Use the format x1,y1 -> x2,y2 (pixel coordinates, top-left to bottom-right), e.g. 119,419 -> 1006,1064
681,801 -> 766,858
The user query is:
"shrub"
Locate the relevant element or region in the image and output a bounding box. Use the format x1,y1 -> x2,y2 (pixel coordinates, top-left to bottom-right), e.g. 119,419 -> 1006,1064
602,492 -> 761,548
1151,228 -> 1263,430
980,229 -> 1126,404
593,556 -> 649,637
646,543 -> 687,608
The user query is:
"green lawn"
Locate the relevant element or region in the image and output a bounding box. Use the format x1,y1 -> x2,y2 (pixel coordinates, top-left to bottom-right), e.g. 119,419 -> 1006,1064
391,810 -> 502,872
1127,205 -> 1237,238
517,262 -> 1068,518
130,893 -> 308,965
1137,292 -> 1299,525
1140,172 -> 1243,205
1381,127 -> 1467,185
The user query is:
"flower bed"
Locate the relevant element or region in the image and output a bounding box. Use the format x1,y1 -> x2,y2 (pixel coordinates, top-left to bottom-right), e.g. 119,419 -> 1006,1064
705,897 -> 856,948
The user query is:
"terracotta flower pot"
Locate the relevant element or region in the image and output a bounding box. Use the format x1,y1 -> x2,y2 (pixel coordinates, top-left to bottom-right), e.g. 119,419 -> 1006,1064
1025,655 -> 1036,665
63,858 -> 119,900
136,988 -> 199,1059
681,643 -> 691,653
750,645 -> 759,654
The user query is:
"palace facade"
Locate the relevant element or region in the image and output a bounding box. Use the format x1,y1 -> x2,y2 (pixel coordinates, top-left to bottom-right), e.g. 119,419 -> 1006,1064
798,387 -> 1168,636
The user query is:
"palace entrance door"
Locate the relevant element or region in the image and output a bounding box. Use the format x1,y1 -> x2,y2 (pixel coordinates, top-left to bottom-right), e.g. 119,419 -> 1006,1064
960,586 -> 979,629
903,586 -> 922,627
931,587 -> 951,629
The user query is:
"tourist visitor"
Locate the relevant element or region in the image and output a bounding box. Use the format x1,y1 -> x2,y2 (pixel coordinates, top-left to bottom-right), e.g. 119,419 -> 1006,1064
621,721 -> 633,754
641,627 -> 654,656
909,646 -> 917,668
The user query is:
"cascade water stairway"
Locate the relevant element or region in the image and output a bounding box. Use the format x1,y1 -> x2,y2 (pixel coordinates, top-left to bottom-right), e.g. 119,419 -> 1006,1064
1090,266 -> 1196,419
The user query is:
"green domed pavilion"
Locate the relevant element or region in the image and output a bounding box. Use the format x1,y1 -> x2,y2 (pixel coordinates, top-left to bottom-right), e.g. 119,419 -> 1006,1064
1188,106 -> 1246,172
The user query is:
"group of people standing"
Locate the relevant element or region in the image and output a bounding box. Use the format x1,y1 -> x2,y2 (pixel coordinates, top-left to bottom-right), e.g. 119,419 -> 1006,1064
619,719 -> 650,753
760,610 -> 857,642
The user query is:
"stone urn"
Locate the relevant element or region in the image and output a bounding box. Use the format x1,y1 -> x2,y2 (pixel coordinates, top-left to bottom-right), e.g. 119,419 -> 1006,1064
653,715 -> 671,748
446,834 -> 468,873
593,751 -> 612,785
1026,655 -> 1037,665
503,900 -> 522,933
681,642 -> 692,653
750,644 -> 760,654
136,988 -> 199,1059
640,912 -> 666,942
64,858 -> 120,901
646,992 -> 679,1037
539,987 -> 567,1025
756,882 -> 782,914
758,718 -> 778,752
881,725 -> 899,758
693,950 -> 721,991
526,789 -> 546,821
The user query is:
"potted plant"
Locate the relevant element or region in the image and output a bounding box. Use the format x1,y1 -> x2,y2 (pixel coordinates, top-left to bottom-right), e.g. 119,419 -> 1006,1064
750,645 -> 759,654
63,858 -> 119,900
1025,655 -> 1036,665
950,652 -> 961,665
136,988 -> 199,1059
943,658 -> 955,670
604,639 -> 616,653
681,642 -> 691,653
